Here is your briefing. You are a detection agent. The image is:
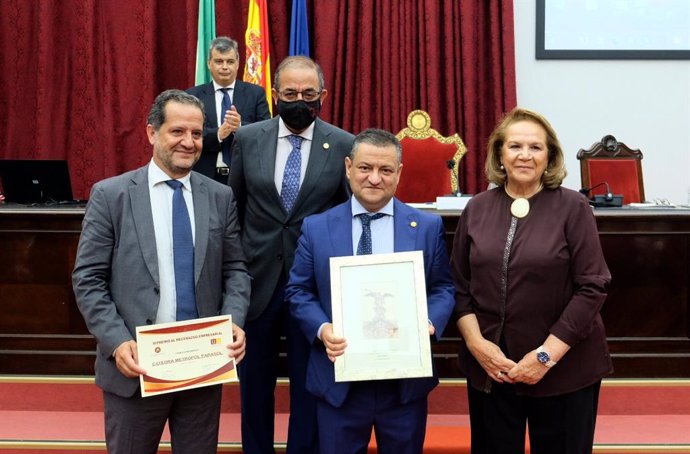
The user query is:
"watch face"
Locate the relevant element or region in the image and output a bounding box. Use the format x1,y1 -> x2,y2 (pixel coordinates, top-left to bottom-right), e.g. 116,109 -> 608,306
537,351 -> 550,364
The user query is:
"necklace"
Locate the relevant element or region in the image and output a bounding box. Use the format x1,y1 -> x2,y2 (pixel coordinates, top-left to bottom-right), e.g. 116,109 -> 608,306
504,183 -> 543,219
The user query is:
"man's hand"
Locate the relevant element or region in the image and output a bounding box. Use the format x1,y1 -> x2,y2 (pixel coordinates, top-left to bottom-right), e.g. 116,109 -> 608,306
228,323 -> 246,364
113,340 -> 147,378
218,106 -> 241,141
320,323 -> 347,362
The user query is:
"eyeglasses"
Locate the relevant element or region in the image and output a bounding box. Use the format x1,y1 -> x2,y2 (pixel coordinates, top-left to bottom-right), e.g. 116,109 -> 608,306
277,89 -> 322,102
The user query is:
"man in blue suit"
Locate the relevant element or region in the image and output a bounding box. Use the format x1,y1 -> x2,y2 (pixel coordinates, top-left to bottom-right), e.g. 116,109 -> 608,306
286,128 -> 455,454
187,36 -> 270,184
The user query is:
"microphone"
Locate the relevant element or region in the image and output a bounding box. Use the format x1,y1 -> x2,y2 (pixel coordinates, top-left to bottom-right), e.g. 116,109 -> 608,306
579,181 -> 622,207
580,181 -> 613,201
446,159 -> 462,197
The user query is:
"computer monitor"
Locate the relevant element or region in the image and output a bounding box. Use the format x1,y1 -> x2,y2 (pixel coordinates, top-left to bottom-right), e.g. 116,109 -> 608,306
0,159 -> 75,204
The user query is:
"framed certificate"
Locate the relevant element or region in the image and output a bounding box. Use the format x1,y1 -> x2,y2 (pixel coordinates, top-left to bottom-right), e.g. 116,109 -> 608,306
330,251 -> 432,382
136,315 -> 238,397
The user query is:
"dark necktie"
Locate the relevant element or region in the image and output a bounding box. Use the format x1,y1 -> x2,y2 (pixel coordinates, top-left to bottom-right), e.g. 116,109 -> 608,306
220,88 -> 232,166
165,180 -> 197,321
280,135 -> 303,212
356,213 -> 386,255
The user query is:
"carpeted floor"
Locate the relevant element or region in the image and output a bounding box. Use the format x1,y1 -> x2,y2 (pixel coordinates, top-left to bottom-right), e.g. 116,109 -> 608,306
1,377 -> 690,453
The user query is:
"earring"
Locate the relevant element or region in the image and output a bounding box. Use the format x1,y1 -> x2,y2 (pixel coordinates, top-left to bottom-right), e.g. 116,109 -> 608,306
544,169 -> 549,175
499,164 -> 504,170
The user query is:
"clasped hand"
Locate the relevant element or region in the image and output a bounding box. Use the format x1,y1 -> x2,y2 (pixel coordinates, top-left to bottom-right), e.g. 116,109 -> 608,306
218,106 -> 241,141
469,339 -> 549,385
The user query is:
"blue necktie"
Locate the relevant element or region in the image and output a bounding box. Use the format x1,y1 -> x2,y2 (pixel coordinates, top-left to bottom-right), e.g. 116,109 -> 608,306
357,213 -> 386,255
220,88 -> 232,166
165,180 -> 197,321
280,135 -> 303,212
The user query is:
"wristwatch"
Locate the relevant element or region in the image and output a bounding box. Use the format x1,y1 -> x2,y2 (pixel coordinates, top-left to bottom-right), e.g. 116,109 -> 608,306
536,345 -> 557,367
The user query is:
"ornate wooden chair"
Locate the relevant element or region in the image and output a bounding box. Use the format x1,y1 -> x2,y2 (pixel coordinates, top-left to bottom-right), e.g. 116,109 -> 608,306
395,110 -> 467,203
577,135 -> 645,204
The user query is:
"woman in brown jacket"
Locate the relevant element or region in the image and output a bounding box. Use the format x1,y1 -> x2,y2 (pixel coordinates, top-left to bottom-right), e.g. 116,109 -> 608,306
452,108 -> 613,454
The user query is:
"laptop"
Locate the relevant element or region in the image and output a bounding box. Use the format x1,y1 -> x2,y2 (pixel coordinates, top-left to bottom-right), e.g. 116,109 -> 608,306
0,159 -> 77,205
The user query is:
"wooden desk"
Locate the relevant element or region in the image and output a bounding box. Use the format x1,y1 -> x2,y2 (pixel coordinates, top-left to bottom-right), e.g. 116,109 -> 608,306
2,205 -> 689,377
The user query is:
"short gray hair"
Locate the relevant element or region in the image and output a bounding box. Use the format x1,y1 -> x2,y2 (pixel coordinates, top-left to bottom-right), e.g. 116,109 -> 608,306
350,128 -> 402,163
207,36 -> 239,60
147,90 -> 205,131
274,56 -> 324,91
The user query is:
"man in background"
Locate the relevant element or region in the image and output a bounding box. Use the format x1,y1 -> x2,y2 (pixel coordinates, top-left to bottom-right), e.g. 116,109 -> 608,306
286,128 -> 455,454
73,89 -> 250,453
229,56 -> 354,454
187,36 -> 270,183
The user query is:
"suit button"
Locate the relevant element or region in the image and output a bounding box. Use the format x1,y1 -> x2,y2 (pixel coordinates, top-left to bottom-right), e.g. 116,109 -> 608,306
277,254 -> 283,261
283,224 -> 289,229
153,288 -> 160,295
146,319 -> 153,325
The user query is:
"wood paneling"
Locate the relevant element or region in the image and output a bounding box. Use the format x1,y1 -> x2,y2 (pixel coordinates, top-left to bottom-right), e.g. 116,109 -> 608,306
2,206 -> 689,377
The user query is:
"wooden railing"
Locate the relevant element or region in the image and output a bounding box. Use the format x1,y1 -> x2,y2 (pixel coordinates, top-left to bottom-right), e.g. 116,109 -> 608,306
2,205 -> 690,377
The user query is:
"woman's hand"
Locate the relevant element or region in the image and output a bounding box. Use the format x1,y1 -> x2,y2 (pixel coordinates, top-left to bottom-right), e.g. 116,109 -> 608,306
468,337 -> 518,383
506,350 -> 549,384
457,314 -> 517,383
507,335 -> 569,385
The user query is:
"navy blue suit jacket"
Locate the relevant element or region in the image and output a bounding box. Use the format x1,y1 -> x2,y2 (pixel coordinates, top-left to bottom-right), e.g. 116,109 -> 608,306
186,80 -> 270,177
286,198 -> 455,408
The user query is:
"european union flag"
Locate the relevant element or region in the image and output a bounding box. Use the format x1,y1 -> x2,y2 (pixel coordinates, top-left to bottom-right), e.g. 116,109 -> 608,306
289,0 -> 310,56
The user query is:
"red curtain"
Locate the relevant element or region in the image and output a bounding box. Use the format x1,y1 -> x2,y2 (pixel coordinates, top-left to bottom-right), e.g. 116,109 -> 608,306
313,0 -> 516,194
0,0 -> 514,199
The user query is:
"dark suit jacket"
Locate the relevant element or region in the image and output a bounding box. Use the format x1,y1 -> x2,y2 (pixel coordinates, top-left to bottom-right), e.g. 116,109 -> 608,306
285,198 -> 455,408
72,165 -> 251,397
229,117 -> 354,320
186,80 -> 270,177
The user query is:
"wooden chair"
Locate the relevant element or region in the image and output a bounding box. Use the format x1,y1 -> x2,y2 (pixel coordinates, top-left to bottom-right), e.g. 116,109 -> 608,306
577,134 -> 645,204
395,110 -> 467,203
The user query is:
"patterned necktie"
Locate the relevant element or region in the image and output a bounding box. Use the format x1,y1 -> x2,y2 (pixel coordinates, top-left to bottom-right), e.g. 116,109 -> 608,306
356,213 -> 386,255
280,135 -> 303,212
220,88 -> 232,166
165,180 -> 198,321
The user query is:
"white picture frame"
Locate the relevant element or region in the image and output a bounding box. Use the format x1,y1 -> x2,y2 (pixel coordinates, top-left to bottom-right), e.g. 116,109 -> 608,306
330,251 -> 432,382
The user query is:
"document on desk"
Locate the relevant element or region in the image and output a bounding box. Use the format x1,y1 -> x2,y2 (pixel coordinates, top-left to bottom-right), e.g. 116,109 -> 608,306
136,315 -> 237,397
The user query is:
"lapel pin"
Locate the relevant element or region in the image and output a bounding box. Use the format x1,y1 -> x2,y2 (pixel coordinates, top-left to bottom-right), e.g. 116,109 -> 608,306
410,221 -> 418,228
323,143 -> 330,150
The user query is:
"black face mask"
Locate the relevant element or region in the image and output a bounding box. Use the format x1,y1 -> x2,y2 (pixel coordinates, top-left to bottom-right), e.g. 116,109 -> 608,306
277,99 -> 321,131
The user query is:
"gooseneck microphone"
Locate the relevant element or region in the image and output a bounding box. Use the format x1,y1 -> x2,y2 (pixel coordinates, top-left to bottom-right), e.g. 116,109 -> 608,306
446,159 -> 463,197
579,181 -> 613,201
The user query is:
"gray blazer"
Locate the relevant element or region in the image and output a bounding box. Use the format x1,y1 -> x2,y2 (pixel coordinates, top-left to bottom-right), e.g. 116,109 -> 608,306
72,165 -> 251,397
229,117 -> 354,320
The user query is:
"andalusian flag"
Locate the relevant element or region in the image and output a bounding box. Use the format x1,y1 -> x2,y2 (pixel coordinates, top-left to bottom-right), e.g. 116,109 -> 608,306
289,0 -> 310,56
243,0 -> 273,114
194,0 -> 216,85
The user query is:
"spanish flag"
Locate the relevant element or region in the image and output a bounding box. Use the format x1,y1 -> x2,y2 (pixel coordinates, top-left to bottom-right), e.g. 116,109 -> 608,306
243,0 -> 273,115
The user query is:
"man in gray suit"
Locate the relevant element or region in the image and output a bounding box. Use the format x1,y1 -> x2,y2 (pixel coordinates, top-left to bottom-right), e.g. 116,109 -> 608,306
229,56 -> 354,454
73,89 -> 250,454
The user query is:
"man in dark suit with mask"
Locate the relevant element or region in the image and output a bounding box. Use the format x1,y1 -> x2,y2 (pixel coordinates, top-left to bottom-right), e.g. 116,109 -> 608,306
229,56 -> 354,454
187,36 -> 270,184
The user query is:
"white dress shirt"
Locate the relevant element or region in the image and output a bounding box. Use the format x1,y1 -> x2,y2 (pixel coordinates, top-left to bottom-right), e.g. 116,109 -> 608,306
274,118 -> 314,195
148,161 -> 196,323
212,79 -> 236,167
351,197 -> 395,254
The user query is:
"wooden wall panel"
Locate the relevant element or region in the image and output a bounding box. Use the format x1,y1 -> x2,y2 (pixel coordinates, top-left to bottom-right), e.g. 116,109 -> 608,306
2,206 -> 689,378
